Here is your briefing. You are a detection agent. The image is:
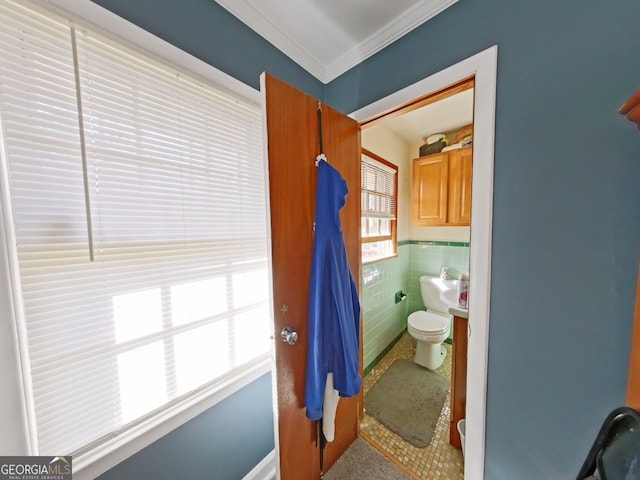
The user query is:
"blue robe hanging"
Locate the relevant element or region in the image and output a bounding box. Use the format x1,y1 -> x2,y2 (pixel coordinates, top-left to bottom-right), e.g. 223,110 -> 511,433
304,160 -> 361,423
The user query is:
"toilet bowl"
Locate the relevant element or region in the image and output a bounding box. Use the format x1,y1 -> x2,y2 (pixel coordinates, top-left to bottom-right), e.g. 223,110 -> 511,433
407,275 -> 453,370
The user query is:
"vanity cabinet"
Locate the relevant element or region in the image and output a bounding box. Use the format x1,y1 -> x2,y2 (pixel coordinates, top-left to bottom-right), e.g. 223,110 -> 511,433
411,147 -> 472,226
450,315 -> 468,449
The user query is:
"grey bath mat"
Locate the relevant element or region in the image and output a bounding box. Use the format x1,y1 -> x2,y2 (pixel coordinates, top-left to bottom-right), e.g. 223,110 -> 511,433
364,359 -> 449,448
324,438 -> 414,480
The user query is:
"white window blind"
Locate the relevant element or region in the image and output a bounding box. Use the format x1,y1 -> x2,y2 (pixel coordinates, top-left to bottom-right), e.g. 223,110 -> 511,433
361,151 -> 397,261
0,0 -> 269,458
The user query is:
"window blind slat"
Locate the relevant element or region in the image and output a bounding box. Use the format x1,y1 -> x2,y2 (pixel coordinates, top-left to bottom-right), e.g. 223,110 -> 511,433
0,0 -> 270,458
361,156 -> 397,223
361,153 -> 397,261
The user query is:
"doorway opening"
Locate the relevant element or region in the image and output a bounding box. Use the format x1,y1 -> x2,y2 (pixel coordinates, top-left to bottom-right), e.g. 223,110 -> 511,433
350,45 -> 497,480
358,76 -> 473,479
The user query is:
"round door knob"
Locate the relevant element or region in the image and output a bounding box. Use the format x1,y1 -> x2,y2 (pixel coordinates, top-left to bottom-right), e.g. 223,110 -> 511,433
280,326 -> 298,345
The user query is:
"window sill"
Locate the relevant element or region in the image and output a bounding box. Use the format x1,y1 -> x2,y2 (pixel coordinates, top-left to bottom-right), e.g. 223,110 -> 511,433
362,253 -> 398,265
73,354 -> 272,480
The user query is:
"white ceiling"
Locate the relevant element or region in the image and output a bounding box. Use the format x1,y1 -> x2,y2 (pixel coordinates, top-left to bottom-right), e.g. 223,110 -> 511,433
382,88 -> 474,145
214,0 -> 470,144
214,0 -> 458,83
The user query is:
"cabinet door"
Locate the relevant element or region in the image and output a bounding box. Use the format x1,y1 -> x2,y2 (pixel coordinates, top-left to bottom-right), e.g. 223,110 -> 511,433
448,147 -> 473,226
412,153 -> 448,225
450,315 -> 468,449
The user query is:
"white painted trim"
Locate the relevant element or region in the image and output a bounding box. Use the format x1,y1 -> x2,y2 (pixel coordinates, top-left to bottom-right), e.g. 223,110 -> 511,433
0,82 -> 32,457
216,0 -> 458,83
351,45 -> 498,480
325,0 -> 459,82
216,0 -> 326,81
242,449 -> 277,480
259,72 -> 282,480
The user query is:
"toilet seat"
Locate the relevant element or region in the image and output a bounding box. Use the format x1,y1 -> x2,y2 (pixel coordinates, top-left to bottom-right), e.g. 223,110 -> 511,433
408,310 -> 449,335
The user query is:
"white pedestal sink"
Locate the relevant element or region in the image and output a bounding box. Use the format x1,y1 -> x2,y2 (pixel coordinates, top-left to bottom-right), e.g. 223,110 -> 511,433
440,284 -> 469,319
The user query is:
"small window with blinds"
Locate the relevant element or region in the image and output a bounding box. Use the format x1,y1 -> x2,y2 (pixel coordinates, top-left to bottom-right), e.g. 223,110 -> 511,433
361,150 -> 398,262
0,0 -> 269,464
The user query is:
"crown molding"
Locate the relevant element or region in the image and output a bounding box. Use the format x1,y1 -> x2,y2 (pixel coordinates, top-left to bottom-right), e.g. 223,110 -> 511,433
215,0 -> 458,83
325,0 -> 458,82
214,0 -> 326,80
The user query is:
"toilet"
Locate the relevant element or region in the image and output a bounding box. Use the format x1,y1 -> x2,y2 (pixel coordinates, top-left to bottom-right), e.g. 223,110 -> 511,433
407,275 -> 452,370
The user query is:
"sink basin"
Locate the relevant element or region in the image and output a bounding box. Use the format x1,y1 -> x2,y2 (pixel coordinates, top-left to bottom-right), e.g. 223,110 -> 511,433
440,287 -> 459,306
440,284 -> 469,319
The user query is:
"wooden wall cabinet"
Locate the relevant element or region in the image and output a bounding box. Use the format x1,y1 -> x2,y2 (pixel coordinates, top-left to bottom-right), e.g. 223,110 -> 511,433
412,147 -> 472,226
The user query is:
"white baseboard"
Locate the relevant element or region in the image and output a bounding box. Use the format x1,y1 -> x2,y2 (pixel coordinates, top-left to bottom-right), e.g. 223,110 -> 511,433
242,449 -> 276,480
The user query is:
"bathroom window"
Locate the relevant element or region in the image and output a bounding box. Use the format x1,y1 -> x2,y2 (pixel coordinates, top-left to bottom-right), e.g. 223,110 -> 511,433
0,0 -> 269,472
361,150 -> 398,263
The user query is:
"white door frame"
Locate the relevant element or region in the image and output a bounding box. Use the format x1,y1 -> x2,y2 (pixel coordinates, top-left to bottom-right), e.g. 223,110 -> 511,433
350,45 -> 498,480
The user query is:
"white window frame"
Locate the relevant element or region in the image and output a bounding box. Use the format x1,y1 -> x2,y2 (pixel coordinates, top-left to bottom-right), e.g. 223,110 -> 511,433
0,1 -> 271,478
361,149 -> 398,264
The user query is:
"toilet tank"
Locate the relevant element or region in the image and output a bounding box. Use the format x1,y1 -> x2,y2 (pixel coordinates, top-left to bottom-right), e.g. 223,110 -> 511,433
419,275 -> 452,314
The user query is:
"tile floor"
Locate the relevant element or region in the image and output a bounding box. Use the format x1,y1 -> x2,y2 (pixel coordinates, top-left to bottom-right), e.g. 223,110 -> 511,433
361,332 -> 464,479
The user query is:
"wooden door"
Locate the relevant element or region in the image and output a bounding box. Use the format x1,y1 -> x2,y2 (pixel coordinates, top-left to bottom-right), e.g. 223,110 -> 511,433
261,73 -> 362,479
412,153 -> 448,226
448,147 -> 473,226
626,266 -> 640,408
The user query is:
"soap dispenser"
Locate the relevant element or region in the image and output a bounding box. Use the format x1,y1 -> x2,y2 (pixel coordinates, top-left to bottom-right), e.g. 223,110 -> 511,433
457,273 -> 469,308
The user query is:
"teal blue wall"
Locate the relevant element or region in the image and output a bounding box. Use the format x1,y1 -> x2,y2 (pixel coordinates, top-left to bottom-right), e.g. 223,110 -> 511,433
328,1 -> 640,478
99,373 -> 274,480
90,0 -> 324,97
87,0 -> 640,478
